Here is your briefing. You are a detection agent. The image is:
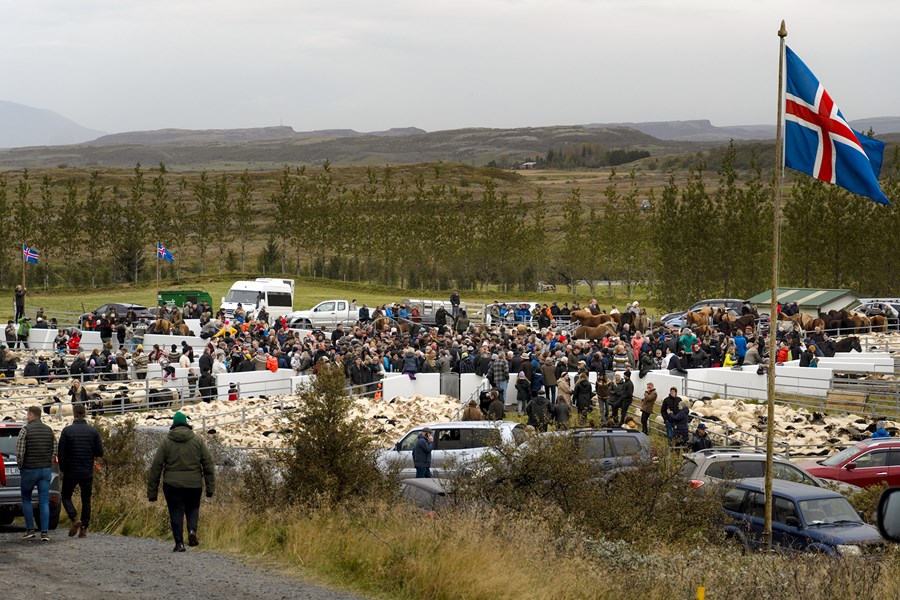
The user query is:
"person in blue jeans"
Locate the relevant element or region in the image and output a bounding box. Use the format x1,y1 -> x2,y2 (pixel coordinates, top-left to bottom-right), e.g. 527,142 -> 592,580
412,428 -> 433,478
16,406 -> 57,541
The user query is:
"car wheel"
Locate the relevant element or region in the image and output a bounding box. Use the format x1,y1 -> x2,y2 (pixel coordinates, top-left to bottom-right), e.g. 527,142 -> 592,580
0,513 -> 13,526
48,503 -> 60,531
299,320 -> 311,329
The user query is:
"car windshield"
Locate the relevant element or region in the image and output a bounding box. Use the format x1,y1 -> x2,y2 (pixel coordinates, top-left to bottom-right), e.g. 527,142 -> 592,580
821,446 -> 860,467
224,290 -> 259,304
799,497 -> 862,526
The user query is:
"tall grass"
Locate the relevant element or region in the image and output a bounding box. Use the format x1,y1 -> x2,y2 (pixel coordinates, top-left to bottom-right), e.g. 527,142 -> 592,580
88,482 -> 900,600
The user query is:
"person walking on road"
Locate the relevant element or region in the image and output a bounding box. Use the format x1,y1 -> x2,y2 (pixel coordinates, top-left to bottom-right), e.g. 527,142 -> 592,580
57,402 -> 104,538
413,428 -> 433,478
147,411 -> 215,553
16,405 -> 57,542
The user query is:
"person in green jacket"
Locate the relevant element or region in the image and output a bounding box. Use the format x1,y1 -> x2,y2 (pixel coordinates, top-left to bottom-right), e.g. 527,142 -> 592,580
17,316 -> 31,349
147,411 -> 215,552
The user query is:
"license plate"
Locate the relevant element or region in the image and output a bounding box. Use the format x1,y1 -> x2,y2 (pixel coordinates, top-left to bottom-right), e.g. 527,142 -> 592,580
5,466 -> 19,476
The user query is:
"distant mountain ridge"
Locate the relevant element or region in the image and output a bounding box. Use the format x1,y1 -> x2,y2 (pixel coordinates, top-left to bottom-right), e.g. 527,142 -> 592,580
89,126 -> 427,146
0,101 -> 105,148
0,125 -> 682,169
585,117 -> 900,142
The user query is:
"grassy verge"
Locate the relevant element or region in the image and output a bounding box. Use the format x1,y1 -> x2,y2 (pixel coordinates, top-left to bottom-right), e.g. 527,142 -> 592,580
87,483 -> 900,600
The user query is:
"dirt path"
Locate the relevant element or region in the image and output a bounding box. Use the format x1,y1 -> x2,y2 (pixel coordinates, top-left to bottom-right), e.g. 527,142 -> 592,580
0,526 -> 365,600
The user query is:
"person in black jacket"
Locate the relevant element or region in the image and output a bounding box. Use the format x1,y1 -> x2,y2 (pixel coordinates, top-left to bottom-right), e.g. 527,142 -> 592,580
198,347 -> 213,374
618,371 -> 635,426
660,387 -> 680,441
198,369 -> 217,403
412,429 -> 433,478
573,372 -> 593,423
57,402 -> 104,537
525,393 -> 552,432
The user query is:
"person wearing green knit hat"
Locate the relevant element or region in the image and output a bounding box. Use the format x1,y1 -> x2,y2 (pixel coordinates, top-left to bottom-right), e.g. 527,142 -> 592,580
146,411 -> 216,552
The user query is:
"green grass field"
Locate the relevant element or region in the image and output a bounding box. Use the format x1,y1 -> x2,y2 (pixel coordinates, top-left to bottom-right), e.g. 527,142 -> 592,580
15,275 -> 656,323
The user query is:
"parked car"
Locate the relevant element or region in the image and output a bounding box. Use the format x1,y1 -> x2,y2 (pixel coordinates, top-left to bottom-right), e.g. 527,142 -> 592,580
800,439 -> 900,489
378,421 -> 527,480
0,422 -> 62,529
877,486 -> 900,542
286,299 -> 359,329
220,278 -> 295,320
722,478 -> 883,555
532,427 -> 653,481
661,298 -> 747,329
401,298 -> 469,325
681,447 -> 861,493
400,477 -> 453,512
851,299 -> 900,331
78,303 -> 155,326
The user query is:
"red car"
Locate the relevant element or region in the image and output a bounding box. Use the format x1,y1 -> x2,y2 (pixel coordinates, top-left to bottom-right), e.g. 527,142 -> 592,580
801,439 -> 900,488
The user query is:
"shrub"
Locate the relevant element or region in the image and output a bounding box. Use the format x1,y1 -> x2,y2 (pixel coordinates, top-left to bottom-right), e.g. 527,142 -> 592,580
280,363 -> 392,504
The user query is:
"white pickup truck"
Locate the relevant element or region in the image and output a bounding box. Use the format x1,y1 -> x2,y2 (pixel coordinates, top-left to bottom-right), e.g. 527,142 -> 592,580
286,300 -> 359,329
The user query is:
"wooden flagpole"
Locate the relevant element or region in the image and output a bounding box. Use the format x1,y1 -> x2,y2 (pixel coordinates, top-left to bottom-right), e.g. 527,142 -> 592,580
21,242 -> 26,290
765,19 -> 788,550
156,244 -> 161,316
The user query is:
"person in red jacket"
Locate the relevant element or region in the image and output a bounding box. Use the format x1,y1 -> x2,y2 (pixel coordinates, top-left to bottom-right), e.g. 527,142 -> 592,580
776,343 -> 790,364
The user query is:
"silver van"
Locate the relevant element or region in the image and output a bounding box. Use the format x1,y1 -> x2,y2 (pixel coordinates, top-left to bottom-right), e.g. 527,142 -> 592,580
378,421 -> 526,480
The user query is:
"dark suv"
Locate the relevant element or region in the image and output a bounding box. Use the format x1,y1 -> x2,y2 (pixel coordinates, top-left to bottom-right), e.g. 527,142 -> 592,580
0,422 -> 62,530
566,428 -> 653,478
723,478 -> 883,555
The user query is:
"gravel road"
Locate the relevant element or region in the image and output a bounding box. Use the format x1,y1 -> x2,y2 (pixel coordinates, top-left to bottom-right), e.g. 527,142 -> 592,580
0,525 -> 366,600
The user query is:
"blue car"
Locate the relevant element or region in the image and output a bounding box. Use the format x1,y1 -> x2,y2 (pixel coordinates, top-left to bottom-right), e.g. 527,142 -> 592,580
722,478 -> 883,555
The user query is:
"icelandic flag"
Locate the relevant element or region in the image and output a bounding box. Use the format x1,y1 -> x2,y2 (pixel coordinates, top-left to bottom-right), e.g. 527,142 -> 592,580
23,244 -> 39,264
157,242 -> 174,263
784,46 -> 890,205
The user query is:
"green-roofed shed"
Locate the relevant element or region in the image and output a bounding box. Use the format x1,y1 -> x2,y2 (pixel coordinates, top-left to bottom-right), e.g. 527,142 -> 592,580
747,288 -> 858,314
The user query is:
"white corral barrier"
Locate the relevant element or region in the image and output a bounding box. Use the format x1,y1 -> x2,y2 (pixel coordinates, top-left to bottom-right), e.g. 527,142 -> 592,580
633,371 -> 686,399
381,373 -> 441,400
214,369 -> 294,399
459,373 -> 487,403
783,353 -> 893,374
143,334 -> 209,357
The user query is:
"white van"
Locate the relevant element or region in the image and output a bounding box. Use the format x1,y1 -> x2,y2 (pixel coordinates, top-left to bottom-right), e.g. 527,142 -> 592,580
221,278 -> 295,320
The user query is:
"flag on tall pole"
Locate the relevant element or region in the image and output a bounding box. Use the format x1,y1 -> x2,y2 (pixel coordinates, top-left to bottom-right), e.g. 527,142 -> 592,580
764,24 -> 893,550
784,46 -> 891,205
23,244 -> 39,264
157,242 -> 174,263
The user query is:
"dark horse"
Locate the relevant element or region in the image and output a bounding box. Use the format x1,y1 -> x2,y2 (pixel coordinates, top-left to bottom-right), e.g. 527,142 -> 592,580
834,336 -> 862,353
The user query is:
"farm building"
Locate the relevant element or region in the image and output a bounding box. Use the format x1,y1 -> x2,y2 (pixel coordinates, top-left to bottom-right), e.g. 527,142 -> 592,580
747,288 -> 858,314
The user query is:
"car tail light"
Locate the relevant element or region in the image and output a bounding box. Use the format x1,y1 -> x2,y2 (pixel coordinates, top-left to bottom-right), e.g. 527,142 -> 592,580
689,480 -> 705,489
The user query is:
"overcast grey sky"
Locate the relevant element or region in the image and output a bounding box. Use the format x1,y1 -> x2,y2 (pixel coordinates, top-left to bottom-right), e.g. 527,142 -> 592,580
2,0 -> 895,134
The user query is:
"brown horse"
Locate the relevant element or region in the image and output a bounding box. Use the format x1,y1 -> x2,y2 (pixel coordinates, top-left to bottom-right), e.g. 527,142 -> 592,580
870,315 -> 888,332
847,312 -> 871,333
686,311 -> 708,329
570,309 -> 609,327
572,323 -> 617,341
148,319 -> 191,336
632,310 -> 650,333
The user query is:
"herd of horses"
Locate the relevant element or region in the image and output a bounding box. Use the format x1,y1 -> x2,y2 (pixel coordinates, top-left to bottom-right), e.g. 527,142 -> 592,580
568,304 -> 884,344
777,309 -> 888,335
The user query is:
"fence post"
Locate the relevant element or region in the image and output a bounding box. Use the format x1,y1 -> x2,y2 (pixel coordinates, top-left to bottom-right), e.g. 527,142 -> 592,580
201,415 -> 206,432
724,384 -> 728,402
145,376 -> 150,411
242,407 -> 247,423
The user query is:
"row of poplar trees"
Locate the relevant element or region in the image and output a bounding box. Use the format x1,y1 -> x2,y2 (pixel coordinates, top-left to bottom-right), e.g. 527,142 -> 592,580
0,143 -> 897,309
